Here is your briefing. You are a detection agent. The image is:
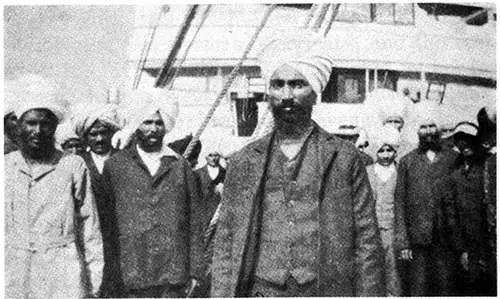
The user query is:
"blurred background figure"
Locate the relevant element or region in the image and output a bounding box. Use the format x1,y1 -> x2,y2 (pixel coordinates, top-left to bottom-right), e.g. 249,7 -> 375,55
332,124 -> 373,166
56,120 -> 86,155
4,80 -> 19,154
476,101 -> 497,296
366,125 -> 405,296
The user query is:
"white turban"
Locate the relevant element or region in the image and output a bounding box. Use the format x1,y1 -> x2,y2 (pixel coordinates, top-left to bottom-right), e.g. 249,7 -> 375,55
4,80 -> 18,116
258,30 -> 333,96
372,125 -> 401,151
73,103 -> 122,138
364,88 -> 408,124
55,120 -> 79,146
120,89 -> 179,133
111,89 -> 180,150
13,74 -> 67,122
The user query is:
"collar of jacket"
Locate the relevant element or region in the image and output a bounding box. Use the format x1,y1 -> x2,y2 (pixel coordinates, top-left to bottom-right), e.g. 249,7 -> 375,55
248,121 -> 339,179
14,149 -> 65,181
125,142 -> 179,181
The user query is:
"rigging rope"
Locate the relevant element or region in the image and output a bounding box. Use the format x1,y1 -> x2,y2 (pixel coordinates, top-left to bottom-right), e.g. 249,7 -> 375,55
166,5 -> 212,90
133,6 -> 168,89
182,4 -> 276,159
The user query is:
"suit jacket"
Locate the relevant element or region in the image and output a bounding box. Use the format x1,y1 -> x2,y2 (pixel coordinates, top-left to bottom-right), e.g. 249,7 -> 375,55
211,123 -> 385,297
195,165 -> 226,229
394,147 -> 458,249
80,150 -> 120,296
102,145 -> 205,290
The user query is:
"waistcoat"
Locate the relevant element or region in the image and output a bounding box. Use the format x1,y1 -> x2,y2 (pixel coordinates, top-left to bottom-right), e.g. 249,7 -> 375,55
255,131 -> 320,286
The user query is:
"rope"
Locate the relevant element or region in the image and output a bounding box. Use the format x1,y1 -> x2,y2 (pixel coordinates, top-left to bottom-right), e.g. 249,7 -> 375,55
323,4 -> 340,37
312,4 -> 330,32
133,6 -> 168,89
182,4 -> 276,159
303,4 -> 319,28
166,5 -> 212,90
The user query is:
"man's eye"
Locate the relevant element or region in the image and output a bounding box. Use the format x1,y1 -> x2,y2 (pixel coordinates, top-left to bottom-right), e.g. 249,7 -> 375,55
270,81 -> 284,88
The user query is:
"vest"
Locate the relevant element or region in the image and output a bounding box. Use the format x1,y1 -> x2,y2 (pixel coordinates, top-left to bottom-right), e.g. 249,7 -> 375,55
255,131 -> 320,286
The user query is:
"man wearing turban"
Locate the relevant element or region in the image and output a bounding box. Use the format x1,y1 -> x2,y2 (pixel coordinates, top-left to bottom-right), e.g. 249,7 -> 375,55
366,125 -> 407,296
4,76 -> 103,298
211,34 -> 385,297
102,89 -> 205,297
72,103 -> 123,297
394,101 -> 462,296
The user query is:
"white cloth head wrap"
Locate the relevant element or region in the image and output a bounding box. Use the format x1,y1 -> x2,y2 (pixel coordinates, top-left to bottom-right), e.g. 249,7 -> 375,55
13,74 -> 67,122
258,30 -> 333,96
73,103 -> 122,138
365,124 -> 401,160
4,80 -> 18,116
55,120 -> 80,146
120,89 -> 179,133
364,88 -> 408,124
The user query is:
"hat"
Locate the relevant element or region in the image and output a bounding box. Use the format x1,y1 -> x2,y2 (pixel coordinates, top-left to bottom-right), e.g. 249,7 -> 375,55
73,103 -> 122,138
364,88 -> 408,124
258,30 -> 333,96
120,88 -> 179,133
13,74 -> 67,122
55,120 -> 79,147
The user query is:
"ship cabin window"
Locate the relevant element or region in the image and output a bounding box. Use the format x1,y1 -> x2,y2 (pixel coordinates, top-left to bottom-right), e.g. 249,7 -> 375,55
322,68 -> 366,104
336,3 -> 415,25
321,68 -> 398,104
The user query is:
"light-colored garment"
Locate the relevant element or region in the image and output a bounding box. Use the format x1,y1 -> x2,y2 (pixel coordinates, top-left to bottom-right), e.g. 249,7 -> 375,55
207,165 -> 220,180
90,151 -> 111,174
4,150 -> 103,298
136,144 -> 179,176
367,164 -> 401,296
374,163 -> 397,183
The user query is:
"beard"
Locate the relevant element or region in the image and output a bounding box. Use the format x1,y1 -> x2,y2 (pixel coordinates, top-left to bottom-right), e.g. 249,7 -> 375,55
418,133 -> 441,151
271,104 -> 313,135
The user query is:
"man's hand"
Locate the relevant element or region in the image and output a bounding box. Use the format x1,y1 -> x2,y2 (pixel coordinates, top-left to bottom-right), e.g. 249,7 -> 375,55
185,278 -> 200,298
460,252 -> 469,271
400,249 -> 413,260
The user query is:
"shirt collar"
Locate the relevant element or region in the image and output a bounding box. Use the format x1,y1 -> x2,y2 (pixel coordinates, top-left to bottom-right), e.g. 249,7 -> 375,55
136,144 -> 180,160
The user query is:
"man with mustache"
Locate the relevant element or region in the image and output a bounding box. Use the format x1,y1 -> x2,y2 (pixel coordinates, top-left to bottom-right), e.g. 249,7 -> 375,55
102,89 -> 204,298
73,103 -> 122,297
4,80 -> 103,298
211,36 -> 384,297
394,102 -> 460,296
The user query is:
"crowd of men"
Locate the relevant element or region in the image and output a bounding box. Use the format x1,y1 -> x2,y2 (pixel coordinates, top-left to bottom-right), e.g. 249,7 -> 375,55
4,36 -> 497,298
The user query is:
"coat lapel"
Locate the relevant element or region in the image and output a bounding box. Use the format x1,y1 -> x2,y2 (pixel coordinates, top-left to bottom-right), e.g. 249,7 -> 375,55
152,156 -> 174,185
316,125 -> 339,183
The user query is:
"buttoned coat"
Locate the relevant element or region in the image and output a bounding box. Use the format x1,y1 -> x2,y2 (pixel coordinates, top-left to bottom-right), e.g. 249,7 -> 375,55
102,145 -> 205,290
211,124 -> 385,297
4,150 -> 103,298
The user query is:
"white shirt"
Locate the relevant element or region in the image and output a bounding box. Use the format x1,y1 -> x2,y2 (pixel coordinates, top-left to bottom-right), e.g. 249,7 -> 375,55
90,151 -> 111,174
136,144 -> 179,176
207,165 -> 220,180
374,163 -> 397,182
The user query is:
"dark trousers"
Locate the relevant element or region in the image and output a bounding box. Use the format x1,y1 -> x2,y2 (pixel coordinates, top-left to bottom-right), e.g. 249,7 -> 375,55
408,246 -> 459,296
124,283 -> 185,298
250,276 -> 318,297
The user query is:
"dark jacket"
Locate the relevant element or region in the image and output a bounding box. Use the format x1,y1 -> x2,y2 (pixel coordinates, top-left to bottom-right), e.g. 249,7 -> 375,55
195,165 -> 226,230
80,151 -> 120,296
394,147 -> 459,249
211,123 -> 385,297
102,145 -> 205,290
